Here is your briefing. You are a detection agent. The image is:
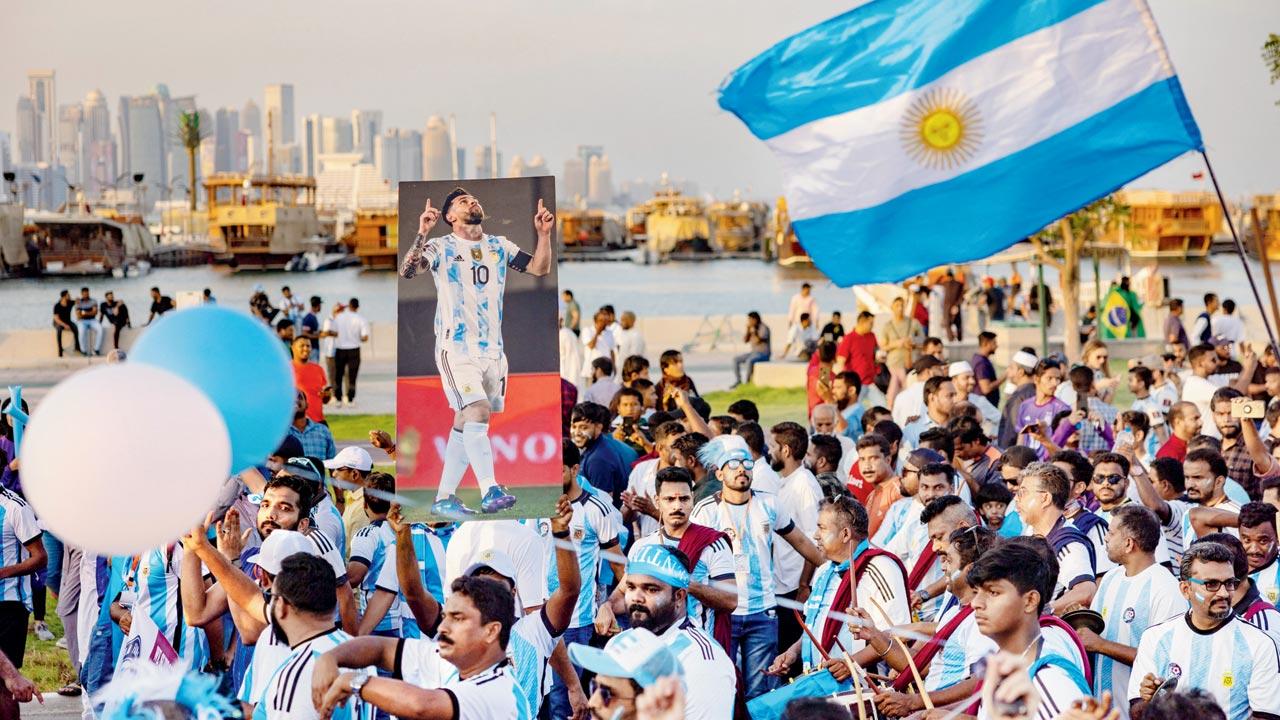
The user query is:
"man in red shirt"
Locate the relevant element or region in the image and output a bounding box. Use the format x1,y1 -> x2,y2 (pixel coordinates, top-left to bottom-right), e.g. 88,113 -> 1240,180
1156,401 -> 1202,462
835,310 -> 878,387
292,336 -> 330,424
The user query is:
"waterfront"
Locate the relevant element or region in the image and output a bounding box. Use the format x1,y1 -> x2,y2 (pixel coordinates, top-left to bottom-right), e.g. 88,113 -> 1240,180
2,251 -> 1278,334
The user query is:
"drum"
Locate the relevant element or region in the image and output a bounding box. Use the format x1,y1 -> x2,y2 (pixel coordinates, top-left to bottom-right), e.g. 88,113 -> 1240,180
746,668 -> 852,720
1061,608 -> 1105,635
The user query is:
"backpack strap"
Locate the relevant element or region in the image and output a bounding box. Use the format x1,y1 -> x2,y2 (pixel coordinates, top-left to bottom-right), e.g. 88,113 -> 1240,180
1029,653 -> 1091,696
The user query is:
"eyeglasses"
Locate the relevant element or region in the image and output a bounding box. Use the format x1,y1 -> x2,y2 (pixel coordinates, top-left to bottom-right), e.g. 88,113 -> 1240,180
724,458 -> 755,471
590,679 -> 635,705
1187,577 -> 1241,594
1092,474 -> 1125,486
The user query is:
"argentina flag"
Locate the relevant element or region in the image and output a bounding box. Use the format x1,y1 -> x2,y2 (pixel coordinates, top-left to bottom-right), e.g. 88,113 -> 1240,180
718,0 -> 1203,286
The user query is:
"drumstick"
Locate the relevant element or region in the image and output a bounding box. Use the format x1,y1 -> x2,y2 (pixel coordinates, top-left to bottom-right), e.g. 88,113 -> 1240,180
830,634 -> 882,694
869,597 -> 935,711
792,609 -> 831,662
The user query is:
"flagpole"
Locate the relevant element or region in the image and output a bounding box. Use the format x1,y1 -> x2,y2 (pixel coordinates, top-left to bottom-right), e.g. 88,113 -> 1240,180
1201,150 -> 1279,354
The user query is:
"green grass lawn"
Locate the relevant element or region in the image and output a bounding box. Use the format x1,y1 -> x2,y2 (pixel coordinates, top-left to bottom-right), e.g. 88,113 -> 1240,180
328,413 -> 395,443
397,486 -> 564,522
702,385 -> 808,429
24,597 -> 74,692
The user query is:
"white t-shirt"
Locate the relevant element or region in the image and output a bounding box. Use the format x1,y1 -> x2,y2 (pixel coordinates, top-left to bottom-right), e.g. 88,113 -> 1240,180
1129,614 -> 1280,719
750,461 -> 782,495
332,311 -> 370,351
319,316 -> 337,358
891,381 -> 926,427
580,325 -> 617,378
924,603 -> 995,691
659,620 -> 737,720
1089,563 -> 1188,714
627,458 -> 661,539
559,327 -> 585,385
614,326 -> 646,362
445,520 -> 548,609
1181,374 -> 1225,438
771,467 -> 824,595
395,638 -> 530,719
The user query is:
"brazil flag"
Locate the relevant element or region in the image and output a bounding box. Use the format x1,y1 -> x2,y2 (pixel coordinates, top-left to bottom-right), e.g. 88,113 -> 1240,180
1100,287 -> 1133,339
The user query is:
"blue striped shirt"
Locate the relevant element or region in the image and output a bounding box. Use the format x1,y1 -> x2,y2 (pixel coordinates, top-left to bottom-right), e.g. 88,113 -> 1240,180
691,491 -> 795,615
401,523 -> 447,639
547,492 -> 622,629
131,545 -> 207,669
0,488 -> 39,608
253,627 -> 372,719
288,421 -> 337,461
350,521 -> 399,634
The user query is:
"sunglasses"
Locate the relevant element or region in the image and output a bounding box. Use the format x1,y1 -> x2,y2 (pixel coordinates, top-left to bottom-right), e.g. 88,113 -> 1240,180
590,679 -> 634,705
1187,577 -> 1240,593
724,458 -> 755,471
1092,474 -> 1125,486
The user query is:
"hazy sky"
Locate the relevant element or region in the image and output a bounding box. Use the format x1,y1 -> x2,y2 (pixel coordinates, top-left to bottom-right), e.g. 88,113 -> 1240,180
7,0 -> 1279,200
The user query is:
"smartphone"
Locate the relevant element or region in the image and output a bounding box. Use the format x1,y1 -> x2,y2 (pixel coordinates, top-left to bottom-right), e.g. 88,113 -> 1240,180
1231,397 -> 1267,420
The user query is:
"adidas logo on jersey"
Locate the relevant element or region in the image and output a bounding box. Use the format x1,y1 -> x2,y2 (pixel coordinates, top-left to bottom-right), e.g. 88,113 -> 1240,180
453,254 -> 464,262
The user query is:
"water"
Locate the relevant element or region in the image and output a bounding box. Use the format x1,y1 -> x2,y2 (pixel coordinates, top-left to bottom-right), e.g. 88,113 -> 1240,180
1,251 -> 1275,333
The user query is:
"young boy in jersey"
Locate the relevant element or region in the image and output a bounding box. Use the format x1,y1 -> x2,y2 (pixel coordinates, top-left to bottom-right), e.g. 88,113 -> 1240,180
968,542 -> 1090,720
400,187 -> 554,516
347,473 -> 401,637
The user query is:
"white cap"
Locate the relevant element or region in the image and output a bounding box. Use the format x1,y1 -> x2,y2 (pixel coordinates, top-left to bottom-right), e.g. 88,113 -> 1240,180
323,446 -> 373,472
464,548 -> 518,585
1012,351 -> 1039,370
948,361 -> 974,378
247,530 -> 317,575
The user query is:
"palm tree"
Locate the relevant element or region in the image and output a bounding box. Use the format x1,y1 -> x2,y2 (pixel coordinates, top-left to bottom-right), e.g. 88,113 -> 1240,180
176,111 -> 207,211
1264,33 -> 1280,106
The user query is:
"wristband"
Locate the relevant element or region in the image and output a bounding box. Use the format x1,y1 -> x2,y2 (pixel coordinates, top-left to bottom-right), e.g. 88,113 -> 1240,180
552,529 -> 571,540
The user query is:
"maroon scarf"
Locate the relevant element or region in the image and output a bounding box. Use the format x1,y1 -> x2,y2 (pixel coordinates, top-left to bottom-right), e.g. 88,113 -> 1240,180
906,543 -> 938,591
676,523 -> 734,654
819,547 -> 907,654
890,604 -> 973,692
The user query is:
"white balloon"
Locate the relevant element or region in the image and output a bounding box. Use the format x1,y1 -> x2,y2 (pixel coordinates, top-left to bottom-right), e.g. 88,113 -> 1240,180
21,364 -> 230,556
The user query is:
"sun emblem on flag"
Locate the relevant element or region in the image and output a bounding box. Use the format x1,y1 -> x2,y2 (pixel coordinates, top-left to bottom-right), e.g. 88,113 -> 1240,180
901,87 -> 984,170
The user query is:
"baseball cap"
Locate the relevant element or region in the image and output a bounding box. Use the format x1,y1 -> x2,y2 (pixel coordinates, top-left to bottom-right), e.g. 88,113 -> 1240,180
464,549 -> 518,586
568,628 -> 682,689
247,530 -> 317,575
1210,334 -> 1231,348
948,360 -> 974,378
625,544 -> 690,590
281,456 -> 324,483
323,446 -> 372,472
1012,351 -> 1039,370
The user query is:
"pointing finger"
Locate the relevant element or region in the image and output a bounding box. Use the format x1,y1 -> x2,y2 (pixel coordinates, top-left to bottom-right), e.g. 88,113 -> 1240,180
426,198 -> 434,210
537,199 -> 545,212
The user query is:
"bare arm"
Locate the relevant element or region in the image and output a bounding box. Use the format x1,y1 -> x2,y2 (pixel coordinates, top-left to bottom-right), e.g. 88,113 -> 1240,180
0,537 -> 46,580
389,507 -> 440,632
337,582 -> 357,635
357,590 -> 397,636
544,496 -> 583,634
1190,506 -> 1241,537
336,677 -> 454,719
179,547 -> 228,628
781,526 -> 827,568
1049,581 -> 1096,616
688,575 -> 738,614
1120,444 -> 1172,524
672,389 -> 713,438
186,524 -> 266,624
529,199 -> 554,276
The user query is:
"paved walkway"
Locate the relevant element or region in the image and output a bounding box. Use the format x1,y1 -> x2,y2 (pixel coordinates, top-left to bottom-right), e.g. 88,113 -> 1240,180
23,694 -> 83,719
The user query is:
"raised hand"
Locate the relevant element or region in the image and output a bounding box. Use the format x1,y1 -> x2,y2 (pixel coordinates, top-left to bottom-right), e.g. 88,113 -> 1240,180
216,507 -> 248,561
387,504 -> 411,539
419,198 -> 440,235
550,494 -> 572,535
534,199 -> 555,236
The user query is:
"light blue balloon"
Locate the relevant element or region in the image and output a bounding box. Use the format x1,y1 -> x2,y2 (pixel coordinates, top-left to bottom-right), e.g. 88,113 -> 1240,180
131,306 -> 294,473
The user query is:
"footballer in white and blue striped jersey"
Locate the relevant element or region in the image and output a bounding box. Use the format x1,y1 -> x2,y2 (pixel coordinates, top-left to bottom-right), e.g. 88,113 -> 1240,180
400,187 -> 554,517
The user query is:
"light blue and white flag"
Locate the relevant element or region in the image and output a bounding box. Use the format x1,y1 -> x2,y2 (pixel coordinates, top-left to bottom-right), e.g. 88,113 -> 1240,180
719,0 -> 1203,286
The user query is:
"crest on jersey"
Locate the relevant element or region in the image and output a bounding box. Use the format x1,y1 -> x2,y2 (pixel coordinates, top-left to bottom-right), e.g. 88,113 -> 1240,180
1222,672 -> 1234,688
1122,607 -> 1135,623
471,246 -> 483,262
480,549 -> 494,561
573,528 -> 584,541
1268,588 -> 1278,603
724,527 -> 737,542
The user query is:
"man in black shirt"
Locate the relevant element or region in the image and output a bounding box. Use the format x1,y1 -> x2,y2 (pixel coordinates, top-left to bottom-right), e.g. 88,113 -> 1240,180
145,286 -> 174,325
52,290 -> 78,357
100,291 -> 131,350
819,311 -> 845,347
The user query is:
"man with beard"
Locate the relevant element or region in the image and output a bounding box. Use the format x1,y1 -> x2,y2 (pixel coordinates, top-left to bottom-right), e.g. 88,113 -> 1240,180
1211,387 -> 1269,499
314,497 -> 582,719
1088,452 -> 1173,566
873,460 -> 955,620
622,420 -> 686,541
605,467 -> 737,644
767,496 -> 909,684
609,544 -> 736,720
178,474 -> 356,709
572,402 -> 636,504
1130,542 -> 1280,720
1014,463 -> 1097,614
1079,506 -> 1186,719
1182,448 -> 1243,544
400,188 -> 554,516
288,390 -> 337,461
689,435 -> 825,699
1240,502 -> 1280,605
1196,533 -> 1280,639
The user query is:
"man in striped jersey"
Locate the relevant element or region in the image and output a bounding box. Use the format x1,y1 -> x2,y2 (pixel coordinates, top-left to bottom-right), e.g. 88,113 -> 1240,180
400,188 -> 554,516
1014,463 -> 1097,614
688,434 -> 825,699
968,542 -> 1090,720
1130,541 -> 1280,720
616,543 -> 736,720
1078,506 -> 1186,719
314,496 -> 582,719
254,553 -> 368,720
1240,502 -> 1280,606
1196,533 -> 1280,639
347,473 -> 401,638
0,484 -> 45,702
110,544 -> 208,673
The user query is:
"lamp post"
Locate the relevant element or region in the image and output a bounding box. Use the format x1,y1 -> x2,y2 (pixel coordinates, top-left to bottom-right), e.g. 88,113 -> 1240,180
132,172 -> 145,220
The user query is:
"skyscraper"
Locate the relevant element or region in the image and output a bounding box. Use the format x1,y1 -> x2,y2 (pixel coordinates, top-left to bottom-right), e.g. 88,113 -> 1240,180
117,95 -> 166,207
524,155 -> 548,177
351,110 -> 382,164
27,70 -> 56,164
57,103 -> 83,184
82,90 -> 115,197
422,115 -> 452,181
374,128 -> 423,185
506,155 -> 525,178
588,155 -> 613,206
214,107 -> 239,172
15,96 -> 37,164
264,84 -> 295,145
321,116 -> 353,154
241,99 -> 262,169
303,114 -> 321,177
562,157 -> 585,204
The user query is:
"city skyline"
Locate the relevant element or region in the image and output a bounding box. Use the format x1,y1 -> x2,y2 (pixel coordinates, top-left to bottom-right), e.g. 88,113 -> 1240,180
4,0 -> 1279,202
